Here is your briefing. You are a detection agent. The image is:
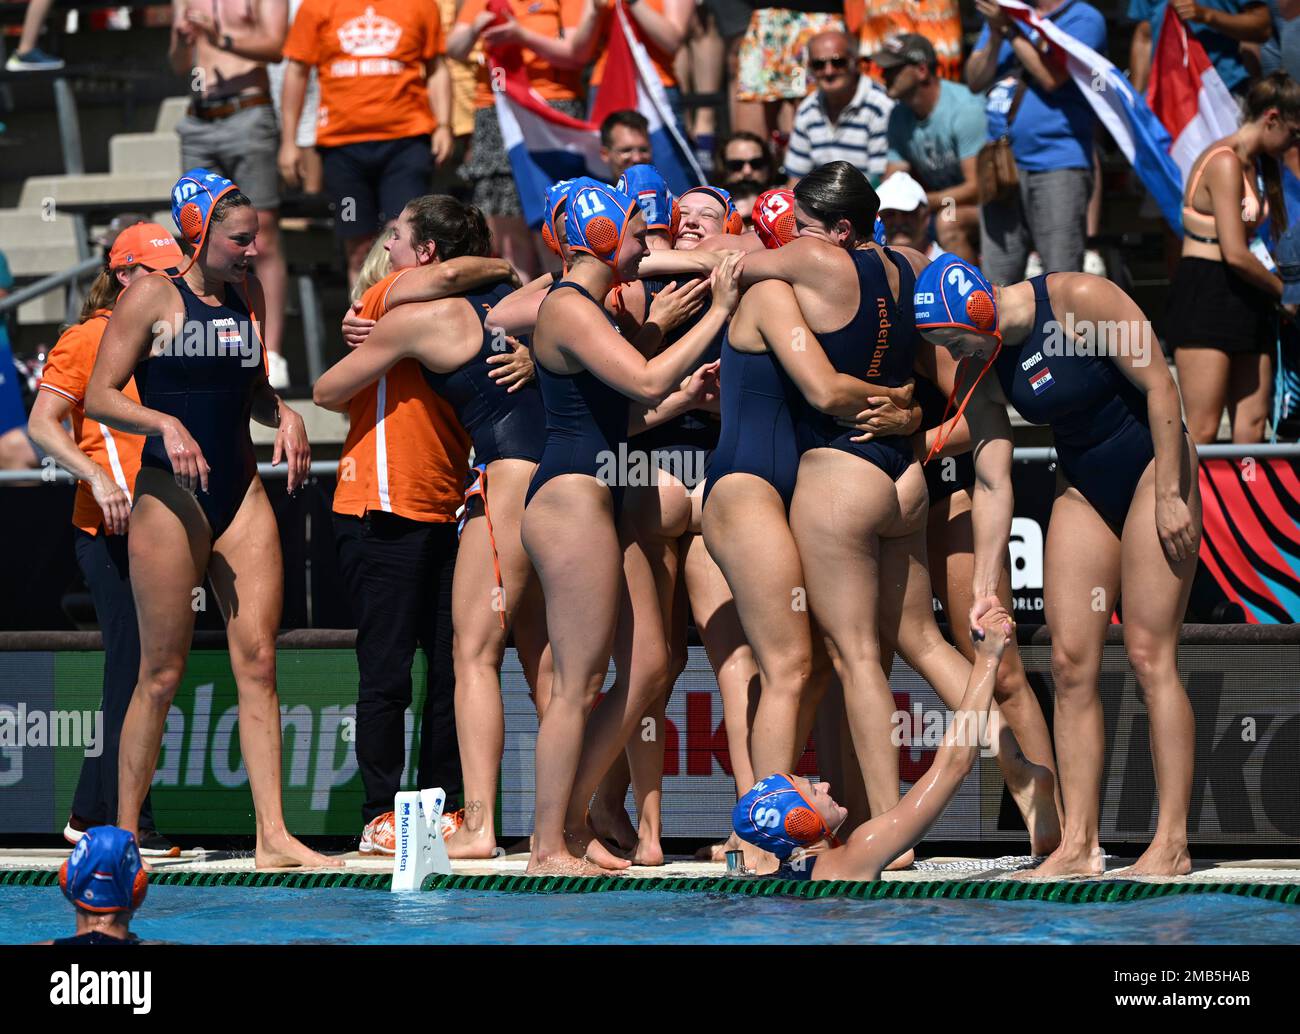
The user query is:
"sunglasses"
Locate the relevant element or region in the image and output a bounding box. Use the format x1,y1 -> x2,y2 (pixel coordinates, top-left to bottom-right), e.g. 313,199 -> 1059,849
809,55 -> 850,72
724,157 -> 767,173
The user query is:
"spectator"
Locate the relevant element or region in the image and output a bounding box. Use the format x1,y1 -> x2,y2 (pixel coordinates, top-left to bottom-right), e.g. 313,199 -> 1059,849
785,29 -> 894,187
847,0 -> 965,81
0,247 -> 38,471
1129,0 -> 1271,98
1164,72 -> 1298,443
967,0 -> 1107,284
268,0 -> 324,196
5,0 -> 63,71
436,0 -> 481,153
681,0 -> 753,171
41,827 -> 146,946
734,2 -> 846,143
449,0 -> 603,282
589,0 -> 694,134
601,110 -> 655,181
171,0 -> 293,388
716,129 -> 779,220
876,169 -> 945,258
879,33 -> 985,262
280,0 -> 455,288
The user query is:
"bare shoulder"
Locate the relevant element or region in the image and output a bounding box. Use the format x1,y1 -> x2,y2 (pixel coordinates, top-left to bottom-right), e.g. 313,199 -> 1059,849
889,244 -> 931,277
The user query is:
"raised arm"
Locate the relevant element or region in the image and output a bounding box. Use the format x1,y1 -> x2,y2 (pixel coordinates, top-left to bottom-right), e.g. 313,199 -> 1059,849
815,606 -> 1014,881
479,0 -> 606,69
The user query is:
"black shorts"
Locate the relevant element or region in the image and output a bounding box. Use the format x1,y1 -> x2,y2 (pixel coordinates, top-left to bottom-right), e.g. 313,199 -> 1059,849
319,134 -> 433,240
1163,256 -> 1276,354
703,0 -> 753,40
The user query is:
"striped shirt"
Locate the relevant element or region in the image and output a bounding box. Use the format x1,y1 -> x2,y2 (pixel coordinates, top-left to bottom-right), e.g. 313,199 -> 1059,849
784,74 -> 894,185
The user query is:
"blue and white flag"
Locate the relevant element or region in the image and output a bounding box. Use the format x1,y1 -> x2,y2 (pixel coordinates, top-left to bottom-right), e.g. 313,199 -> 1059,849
492,2 -> 703,228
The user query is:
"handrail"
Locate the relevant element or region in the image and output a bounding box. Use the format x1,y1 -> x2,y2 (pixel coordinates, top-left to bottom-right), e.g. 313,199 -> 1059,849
0,255 -> 101,315
0,445 -> 1297,485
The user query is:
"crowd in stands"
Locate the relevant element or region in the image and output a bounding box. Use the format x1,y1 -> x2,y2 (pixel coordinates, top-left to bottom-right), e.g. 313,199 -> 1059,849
4,0 -> 1300,444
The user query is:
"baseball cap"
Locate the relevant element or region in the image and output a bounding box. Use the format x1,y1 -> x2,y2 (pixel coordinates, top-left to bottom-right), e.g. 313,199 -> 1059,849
108,222 -> 184,271
1277,223 -> 1300,306
876,171 -> 929,214
59,826 -> 148,914
874,33 -> 937,70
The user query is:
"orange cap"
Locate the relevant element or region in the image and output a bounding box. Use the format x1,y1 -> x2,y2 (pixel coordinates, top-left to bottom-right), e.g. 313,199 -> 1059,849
108,223 -> 184,271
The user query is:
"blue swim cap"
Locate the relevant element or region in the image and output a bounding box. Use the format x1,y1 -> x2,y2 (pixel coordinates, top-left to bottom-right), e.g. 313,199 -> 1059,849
873,216 -> 887,246
563,177 -> 640,268
914,253 -> 999,337
59,827 -> 147,914
732,774 -> 834,860
616,164 -> 674,232
542,178 -> 575,255
171,167 -> 239,250
673,185 -> 745,238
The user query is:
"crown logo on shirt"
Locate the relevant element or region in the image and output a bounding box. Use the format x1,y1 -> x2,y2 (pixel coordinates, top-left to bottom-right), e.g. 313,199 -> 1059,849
337,7 -> 403,57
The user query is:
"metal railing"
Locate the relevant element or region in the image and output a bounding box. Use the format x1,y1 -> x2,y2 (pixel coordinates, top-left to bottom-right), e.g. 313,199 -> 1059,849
1,444 -> 1297,485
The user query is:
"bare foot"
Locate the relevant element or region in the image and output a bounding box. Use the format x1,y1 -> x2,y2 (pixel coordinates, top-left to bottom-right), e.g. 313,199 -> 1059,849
700,832 -> 743,862
629,837 -> 664,866
255,832 -> 343,870
565,820 -> 631,871
884,848 -> 915,871
1002,755 -> 1062,857
526,848 -> 609,876
1006,843 -> 1105,880
588,796 -> 638,854
445,824 -> 502,860
1114,842 -> 1192,878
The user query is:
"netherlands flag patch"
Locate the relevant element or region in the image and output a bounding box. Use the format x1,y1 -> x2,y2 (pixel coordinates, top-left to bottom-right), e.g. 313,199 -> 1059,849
1029,366 -> 1054,395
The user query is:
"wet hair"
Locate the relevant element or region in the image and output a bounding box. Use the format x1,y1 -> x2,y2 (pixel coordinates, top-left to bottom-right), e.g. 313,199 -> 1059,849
1244,72 -> 1300,235
351,234 -> 394,303
405,194 -> 493,260
792,161 -> 880,240
209,190 -> 254,226
600,110 -> 650,147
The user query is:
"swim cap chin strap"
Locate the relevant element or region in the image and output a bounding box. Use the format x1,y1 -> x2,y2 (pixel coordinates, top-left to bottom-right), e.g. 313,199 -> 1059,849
564,178 -> 638,273
170,167 -> 238,277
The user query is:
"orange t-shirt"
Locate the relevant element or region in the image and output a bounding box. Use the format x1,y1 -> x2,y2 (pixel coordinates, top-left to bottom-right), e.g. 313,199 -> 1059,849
283,0 -> 445,148
590,0 -> 677,90
456,0 -> 586,109
37,310 -> 144,537
332,269 -> 471,523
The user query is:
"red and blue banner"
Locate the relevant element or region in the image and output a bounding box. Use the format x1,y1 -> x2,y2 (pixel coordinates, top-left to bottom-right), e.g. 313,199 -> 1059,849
490,2 -> 703,228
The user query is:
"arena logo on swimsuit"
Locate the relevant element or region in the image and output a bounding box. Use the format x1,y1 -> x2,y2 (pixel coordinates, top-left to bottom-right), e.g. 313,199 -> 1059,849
867,296 -> 891,379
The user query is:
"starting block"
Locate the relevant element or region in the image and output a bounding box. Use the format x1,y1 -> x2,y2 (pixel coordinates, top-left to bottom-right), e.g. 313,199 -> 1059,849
391,787 -> 452,892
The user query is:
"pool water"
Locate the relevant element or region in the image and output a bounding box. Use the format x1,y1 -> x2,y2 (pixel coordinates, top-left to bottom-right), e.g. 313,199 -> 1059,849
5,885 -> 1300,945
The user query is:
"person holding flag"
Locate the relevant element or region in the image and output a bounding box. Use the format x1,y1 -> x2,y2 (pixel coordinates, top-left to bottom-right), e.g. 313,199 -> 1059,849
449,0 -> 606,281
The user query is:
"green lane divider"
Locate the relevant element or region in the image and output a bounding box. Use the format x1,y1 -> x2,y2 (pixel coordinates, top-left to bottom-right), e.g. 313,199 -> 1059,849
3,867 -> 1299,904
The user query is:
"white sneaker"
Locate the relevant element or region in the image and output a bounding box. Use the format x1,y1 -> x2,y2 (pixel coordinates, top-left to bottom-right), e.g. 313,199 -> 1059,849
1084,248 -> 1107,277
267,350 -> 290,390
1024,251 -> 1044,278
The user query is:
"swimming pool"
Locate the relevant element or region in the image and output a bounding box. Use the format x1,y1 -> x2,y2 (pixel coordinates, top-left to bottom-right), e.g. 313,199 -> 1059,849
5,885 -> 1299,945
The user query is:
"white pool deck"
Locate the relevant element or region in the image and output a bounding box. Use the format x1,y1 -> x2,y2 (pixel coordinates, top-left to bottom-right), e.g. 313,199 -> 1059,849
3,847 -> 1298,885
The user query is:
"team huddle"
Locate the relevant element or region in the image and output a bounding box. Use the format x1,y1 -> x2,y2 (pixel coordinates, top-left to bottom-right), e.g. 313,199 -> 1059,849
42,160 -> 1204,882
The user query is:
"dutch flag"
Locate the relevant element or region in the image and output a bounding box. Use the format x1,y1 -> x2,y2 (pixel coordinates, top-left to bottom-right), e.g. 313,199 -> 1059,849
1146,5 -> 1240,193
994,0 -> 1188,235
491,1 -> 704,229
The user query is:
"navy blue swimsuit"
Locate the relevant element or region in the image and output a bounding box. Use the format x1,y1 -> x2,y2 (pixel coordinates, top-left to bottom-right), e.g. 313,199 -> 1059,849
994,274 -> 1156,531
420,281 -> 545,466
795,248 -> 917,482
702,330 -> 804,510
525,281 -> 631,518
918,375 -> 975,504
135,275 -> 260,539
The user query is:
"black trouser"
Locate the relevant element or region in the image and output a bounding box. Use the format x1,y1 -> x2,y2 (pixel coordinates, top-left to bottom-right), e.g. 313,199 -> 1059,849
71,528 -> 155,830
333,511 -> 462,824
